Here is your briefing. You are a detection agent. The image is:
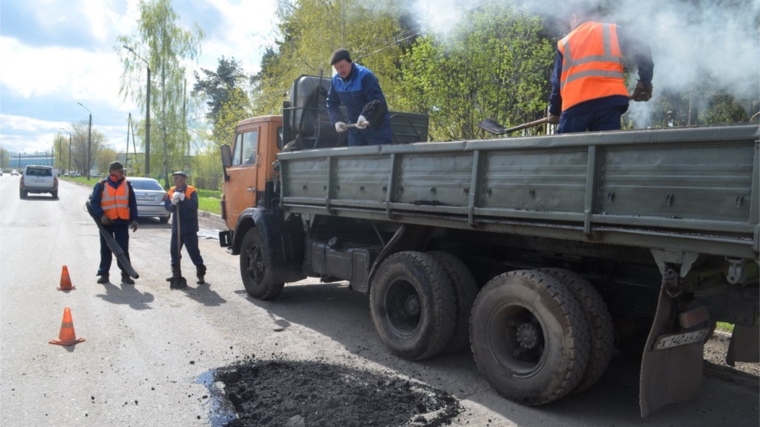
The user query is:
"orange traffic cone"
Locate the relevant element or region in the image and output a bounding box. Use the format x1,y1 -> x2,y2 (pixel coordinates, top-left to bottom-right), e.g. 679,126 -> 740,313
49,307 -> 85,346
57,265 -> 76,291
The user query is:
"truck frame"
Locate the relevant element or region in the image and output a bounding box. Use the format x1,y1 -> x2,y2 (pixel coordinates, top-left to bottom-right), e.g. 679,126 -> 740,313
219,75 -> 759,416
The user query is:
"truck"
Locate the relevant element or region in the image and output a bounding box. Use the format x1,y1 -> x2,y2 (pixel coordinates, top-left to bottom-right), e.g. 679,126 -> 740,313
219,75 -> 759,417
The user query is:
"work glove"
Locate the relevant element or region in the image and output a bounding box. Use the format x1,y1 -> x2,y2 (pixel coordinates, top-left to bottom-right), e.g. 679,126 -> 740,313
631,80 -> 653,102
171,192 -> 181,205
101,215 -> 111,226
334,121 -> 347,133
177,191 -> 185,201
547,112 -> 560,125
356,115 -> 370,129
130,221 -> 139,232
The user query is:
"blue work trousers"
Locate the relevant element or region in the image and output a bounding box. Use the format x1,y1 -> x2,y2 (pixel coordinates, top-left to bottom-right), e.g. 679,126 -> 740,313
98,224 -> 131,275
171,232 -> 204,267
558,107 -> 623,134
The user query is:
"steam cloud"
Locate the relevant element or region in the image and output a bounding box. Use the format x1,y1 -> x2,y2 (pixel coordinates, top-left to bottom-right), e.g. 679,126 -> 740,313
400,0 -> 760,127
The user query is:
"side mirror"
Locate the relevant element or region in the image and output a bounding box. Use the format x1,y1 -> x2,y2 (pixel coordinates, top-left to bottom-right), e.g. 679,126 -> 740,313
220,144 -> 232,182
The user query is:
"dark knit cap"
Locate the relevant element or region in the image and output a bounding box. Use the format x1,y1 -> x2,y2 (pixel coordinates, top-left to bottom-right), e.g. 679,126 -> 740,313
329,48 -> 352,65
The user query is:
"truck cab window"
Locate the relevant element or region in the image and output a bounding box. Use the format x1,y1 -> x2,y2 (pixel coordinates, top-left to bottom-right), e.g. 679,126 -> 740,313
232,133 -> 243,165
242,130 -> 259,165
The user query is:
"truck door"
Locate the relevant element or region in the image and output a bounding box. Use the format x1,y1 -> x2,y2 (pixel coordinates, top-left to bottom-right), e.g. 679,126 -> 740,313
224,128 -> 260,228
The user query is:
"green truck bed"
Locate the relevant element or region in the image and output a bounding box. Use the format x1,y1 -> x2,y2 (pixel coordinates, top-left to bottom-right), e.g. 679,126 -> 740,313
278,125 -> 759,260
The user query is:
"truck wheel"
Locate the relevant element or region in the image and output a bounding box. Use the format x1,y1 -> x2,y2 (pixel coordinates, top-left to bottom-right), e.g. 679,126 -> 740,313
370,251 -> 456,361
428,251 -> 478,353
239,228 -> 284,300
536,268 -> 614,394
470,270 -> 590,406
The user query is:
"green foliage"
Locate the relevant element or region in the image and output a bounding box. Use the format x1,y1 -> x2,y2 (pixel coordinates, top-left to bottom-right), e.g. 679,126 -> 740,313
116,0 -> 204,181
250,0 -> 414,116
396,4 -> 554,141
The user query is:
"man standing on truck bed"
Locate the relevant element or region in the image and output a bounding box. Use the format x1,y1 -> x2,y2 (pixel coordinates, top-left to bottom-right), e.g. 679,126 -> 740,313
548,4 -> 654,133
326,48 -> 393,146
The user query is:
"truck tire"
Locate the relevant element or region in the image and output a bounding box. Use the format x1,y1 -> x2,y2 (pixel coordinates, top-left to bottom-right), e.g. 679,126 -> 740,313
536,268 -> 614,394
370,251 -> 457,361
470,270 -> 590,406
239,228 -> 284,300
428,251 -> 478,353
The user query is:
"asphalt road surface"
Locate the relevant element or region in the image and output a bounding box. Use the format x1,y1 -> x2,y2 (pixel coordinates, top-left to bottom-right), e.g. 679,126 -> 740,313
1,177 -> 758,426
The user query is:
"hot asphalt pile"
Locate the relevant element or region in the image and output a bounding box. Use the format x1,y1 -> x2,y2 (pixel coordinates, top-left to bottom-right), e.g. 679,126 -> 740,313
215,359 -> 463,427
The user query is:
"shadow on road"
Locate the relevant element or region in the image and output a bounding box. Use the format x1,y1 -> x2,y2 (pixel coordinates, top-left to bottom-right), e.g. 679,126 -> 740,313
95,281 -> 155,310
182,283 -> 227,307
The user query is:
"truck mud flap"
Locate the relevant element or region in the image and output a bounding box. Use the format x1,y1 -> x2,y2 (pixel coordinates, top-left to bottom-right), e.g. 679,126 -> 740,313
639,285 -> 705,417
727,323 -> 760,365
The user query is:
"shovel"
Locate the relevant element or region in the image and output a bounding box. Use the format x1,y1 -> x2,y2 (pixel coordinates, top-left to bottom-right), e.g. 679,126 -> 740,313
477,117 -> 549,135
169,203 -> 188,290
85,200 -> 139,279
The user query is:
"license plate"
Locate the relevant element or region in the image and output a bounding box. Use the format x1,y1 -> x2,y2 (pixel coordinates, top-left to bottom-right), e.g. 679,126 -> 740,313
136,195 -> 154,201
653,328 -> 710,350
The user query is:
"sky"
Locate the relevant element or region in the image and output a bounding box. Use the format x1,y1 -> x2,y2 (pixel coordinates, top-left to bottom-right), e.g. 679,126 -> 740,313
2,0 -> 757,157
0,0 -> 279,155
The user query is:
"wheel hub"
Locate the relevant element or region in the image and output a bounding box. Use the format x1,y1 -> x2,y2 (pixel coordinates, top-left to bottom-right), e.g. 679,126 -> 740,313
404,295 -> 421,317
516,323 -> 539,350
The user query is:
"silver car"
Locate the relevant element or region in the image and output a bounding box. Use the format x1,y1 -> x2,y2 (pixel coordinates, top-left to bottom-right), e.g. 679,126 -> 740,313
127,177 -> 170,223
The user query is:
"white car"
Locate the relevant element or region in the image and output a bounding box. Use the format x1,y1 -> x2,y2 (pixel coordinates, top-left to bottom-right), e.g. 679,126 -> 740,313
127,177 -> 170,223
20,165 -> 58,199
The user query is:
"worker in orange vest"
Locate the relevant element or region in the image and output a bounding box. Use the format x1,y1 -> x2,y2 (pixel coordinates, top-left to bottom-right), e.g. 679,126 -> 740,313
90,161 -> 139,284
163,171 -> 206,286
548,4 -> 654,133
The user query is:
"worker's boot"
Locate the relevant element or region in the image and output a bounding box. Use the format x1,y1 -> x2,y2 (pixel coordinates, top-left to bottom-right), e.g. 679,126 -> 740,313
96,273 -> 109,284
196,265 -> 207,285
121,272 -> 135,285
166,265 -> 180,282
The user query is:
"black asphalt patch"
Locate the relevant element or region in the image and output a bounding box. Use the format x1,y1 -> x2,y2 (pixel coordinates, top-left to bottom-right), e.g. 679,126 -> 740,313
212,359 -> 463,426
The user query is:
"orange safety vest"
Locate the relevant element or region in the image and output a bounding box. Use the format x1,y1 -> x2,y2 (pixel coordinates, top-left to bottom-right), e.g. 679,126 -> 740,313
101,180 -> 131,220
558,22 -> 628,111
168,185 -> 196,201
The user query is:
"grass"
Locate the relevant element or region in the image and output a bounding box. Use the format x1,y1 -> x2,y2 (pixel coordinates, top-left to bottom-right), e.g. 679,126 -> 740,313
717,322 -> 734,333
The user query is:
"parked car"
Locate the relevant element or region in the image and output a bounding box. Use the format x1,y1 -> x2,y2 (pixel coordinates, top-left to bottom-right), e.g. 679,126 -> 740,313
0,170 -> 3,176
126,177 -> 170,223
11,170 -> 19,176
20,165 -> 58,199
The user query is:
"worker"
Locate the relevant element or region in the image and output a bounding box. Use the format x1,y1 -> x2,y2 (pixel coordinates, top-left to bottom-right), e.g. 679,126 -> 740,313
326,48 -> 393,146
90,161 -> 139,284
548,5 -> 654,133
164,171 -> 206,286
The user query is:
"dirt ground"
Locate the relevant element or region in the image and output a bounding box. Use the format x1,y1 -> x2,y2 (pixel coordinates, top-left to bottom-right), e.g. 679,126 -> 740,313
209,331 -> 757,427
702,330 -> 759,390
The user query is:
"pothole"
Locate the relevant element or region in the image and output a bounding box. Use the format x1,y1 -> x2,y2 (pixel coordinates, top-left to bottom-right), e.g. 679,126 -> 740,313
209,359 -> 463,427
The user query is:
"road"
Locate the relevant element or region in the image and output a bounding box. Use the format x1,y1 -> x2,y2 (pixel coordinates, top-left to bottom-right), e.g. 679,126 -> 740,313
0,176 -> 758,426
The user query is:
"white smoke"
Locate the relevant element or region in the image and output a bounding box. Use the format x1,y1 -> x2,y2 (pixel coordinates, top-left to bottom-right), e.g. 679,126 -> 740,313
395,0 -> 760,127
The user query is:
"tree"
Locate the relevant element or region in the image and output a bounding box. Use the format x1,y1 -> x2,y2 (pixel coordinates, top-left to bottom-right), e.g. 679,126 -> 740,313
68,121 -> 107,174
396,3 -> 554,141
193,56 -> 251,145
117,0 -> 204,186
96,148 -> 119,174
250,0 -> 416,116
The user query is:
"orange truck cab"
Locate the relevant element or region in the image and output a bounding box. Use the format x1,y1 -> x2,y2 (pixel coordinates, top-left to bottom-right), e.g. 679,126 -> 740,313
219,74 -> 428,248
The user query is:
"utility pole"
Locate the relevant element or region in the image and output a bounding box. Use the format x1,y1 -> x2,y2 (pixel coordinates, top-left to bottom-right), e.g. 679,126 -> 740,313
123,45 -> 151,178
77,102 -> 92,180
